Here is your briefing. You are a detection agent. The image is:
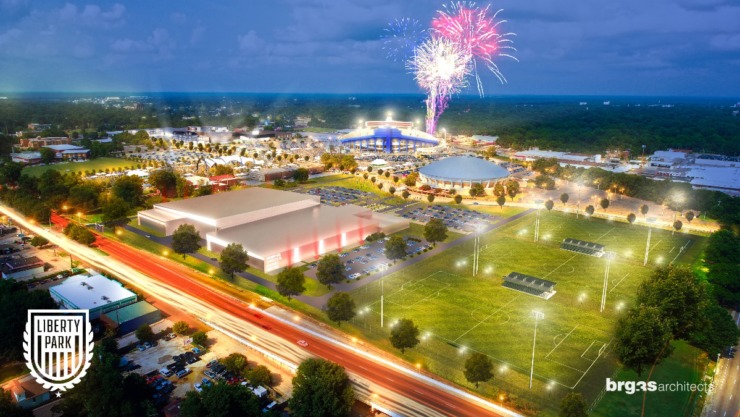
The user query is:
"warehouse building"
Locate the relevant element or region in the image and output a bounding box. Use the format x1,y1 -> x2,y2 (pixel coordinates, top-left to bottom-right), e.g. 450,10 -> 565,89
138,188 -> 409,272
101,301 -> 162,335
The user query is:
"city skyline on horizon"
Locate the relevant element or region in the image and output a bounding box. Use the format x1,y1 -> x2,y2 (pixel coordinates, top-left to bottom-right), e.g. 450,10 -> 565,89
0,0 -> 738,97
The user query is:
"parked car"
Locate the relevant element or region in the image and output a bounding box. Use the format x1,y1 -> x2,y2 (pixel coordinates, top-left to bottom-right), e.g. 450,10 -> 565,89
176,368 -> 191,378
159,368 -> 173,377
206,359 -> 218,368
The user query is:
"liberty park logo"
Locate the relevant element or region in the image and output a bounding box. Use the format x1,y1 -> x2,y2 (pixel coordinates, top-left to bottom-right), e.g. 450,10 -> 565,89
23,310 -> 94,393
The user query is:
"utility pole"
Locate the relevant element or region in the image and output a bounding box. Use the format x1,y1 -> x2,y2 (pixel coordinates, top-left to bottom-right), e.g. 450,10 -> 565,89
530,311 -> 544,389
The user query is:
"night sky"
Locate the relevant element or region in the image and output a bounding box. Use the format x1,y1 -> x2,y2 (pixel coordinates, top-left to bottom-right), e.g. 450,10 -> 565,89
0,0 -> 738,96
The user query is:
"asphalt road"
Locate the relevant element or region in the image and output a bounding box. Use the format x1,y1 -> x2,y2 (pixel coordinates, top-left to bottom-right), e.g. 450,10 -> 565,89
704,310 -> 740,417
5,207 -> 523,417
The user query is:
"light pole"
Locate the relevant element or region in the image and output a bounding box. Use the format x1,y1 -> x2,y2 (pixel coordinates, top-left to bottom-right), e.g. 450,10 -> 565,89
576,183 -> 582,219
601,252 -> 615,313
643,217 -> 656,266
529,310 -> 544,389
534,200 -> 543,242
473,224 -> 483,277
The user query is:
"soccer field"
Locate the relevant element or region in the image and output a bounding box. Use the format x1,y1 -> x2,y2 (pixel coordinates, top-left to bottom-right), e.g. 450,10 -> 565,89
350,210 -> 705,409
22,157 -> 134,177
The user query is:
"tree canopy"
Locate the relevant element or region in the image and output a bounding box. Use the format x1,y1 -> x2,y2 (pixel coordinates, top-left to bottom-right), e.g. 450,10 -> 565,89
219,243 -> 249,279
172,224 -> 201,259
290,358 -> 354,417
277,267 -> 306,301
424,218 -> 448,245
463,353 -> 494,388
326,292 -> 356,326
384,235 -> 407,260
390,318 -> 420,354
316,254 -> 345,287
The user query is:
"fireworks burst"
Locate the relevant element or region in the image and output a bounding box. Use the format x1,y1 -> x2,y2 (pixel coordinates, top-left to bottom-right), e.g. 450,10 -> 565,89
431,1 -> 517,95
382,18 -> 426,62
407,37 -> 472,134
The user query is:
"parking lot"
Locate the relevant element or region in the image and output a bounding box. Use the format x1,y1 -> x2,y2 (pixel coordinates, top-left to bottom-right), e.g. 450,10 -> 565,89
398,205 -> 497,232
123,328 -> 292,404
304,236 -> 431,281
0,225 -> 69,283
299,186 -> 374,205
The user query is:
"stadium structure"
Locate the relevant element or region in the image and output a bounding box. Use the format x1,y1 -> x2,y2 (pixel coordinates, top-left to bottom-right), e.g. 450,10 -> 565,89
339,117 -> 439,153
137,188 -> 409,272
419,156 -> 510,189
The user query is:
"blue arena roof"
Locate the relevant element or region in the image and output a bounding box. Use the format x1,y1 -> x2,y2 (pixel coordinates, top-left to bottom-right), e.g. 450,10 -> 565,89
419,156 -> 510,182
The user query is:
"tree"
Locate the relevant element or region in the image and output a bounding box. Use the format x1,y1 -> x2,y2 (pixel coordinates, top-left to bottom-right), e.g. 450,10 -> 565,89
0,161 -> 23,186
640,204 -> 649,216
585,205 -> 595,216
326,292 -> 356,326
290,358 -> 354,417
496,195 -> 506,208
614,305 -> 673,375
40,147 -> 56,164
172,224 -> 201,259
0,281 -> 57,363
384,235 -> 407,260
101,196 -> 132,227
222,353 -> 249,376
455,195 -> 463,204
277,267 -> 306,301
689,303 -> 740,356
173,320 -> 189,335
627,213 -> 636,224
685,211 -> 695,223
534,175 -> 555,190
545,200 -> 555,212
493,182 -> 505,197
506,179 -> 520,201
317,254 -> 345,287
181,383 -> 260,417
149,168 -> 179,198
402,190 -> 410,200
600,198 -> 610,211
30,236 -> 49,247
293,168 -> 310,183
112,175 -> 144,206
389,186 -> 396,195
673,220 -> 683,233
191,331 -> 208,346
404,172 -> 419,187
390,318 -> 420,354
463,353 -> 493,388
247,365 -> 272,387
427,194 -> 435,203
560,193 -> 569,205
273,178 -> 286,188
135,324 -> 155,343
378,183 -> 384,190
210,164 -> 234,176
559,392 -> 588,417
68,183 -> 100,212
63,223 -> 96,245
469,183 -> 485,197
424,218 -> 448,245
637,266 -> 708,338
219,243 -> 249,279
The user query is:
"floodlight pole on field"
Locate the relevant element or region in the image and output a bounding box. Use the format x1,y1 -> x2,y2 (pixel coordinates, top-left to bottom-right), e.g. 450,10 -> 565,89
534,208 -> 541,242
643,217 -> 656,266
379,264 -> 388,328
529,311 -> 545,389
601,252 -> 614,313
473,224 -> 482,277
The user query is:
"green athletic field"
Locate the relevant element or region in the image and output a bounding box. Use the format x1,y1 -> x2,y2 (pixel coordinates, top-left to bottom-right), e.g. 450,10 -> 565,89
22,157 -> 135,177
349,210 -> 706,413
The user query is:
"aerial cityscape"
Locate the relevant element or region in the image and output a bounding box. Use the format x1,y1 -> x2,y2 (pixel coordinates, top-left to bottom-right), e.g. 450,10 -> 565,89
0,1 -> 738,417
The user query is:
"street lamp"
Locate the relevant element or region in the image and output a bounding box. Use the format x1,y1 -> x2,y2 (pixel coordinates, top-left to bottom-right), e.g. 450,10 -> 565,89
379,263 -> 389,328
529,310 -> 544,389
643,217 -> 657,266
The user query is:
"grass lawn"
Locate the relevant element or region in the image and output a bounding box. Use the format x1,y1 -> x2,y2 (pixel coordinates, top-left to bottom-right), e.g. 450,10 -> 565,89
22,157 -> 135,177
463,203 -> 528,219
591,341 -> 709,417
347,210 -> 706,413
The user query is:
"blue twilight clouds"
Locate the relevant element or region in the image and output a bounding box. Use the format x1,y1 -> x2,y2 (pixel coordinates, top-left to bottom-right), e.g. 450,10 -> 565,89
0,0 -> 738,96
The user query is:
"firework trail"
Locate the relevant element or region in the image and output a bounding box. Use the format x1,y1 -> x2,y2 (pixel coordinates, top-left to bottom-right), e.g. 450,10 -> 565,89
382,18 -> 426,62
407,37 -> 471,134
431,1 -> 517,95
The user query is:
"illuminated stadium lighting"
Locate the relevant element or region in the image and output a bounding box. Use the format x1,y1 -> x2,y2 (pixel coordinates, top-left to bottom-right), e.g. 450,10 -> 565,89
459,346 -> 467,354
656,256 -> 664,264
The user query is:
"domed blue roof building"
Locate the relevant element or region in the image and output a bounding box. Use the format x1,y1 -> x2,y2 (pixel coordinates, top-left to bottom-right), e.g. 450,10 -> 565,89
419,156 -> 510,188
339,118 -> 438,153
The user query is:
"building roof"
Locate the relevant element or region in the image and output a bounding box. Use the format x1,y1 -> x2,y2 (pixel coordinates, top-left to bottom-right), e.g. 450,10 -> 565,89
152,188 -> 319,222
419,156 -> 510,182
44,144 -> 86,151
209,204 -> 377,257
103,301 -> 158,324
2,256 -> 44,272
504,272 -> 556,289
49,273 -> 136,310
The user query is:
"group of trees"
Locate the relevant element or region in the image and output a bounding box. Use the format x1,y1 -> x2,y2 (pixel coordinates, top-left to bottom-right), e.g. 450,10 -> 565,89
64,223 -> 96,245
320,153 -> 357,171
0,280 -> 57,363
614,266 -> 739,374
704,230 -> 740,308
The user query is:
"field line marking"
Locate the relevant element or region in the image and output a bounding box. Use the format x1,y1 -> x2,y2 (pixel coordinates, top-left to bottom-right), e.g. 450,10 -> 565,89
608,273 -> 630,294
546,359 -> 587,373
580,340 -> 597,359
545,325 -> 578,359
543,254 -> 578,278
596,227 -> 616,241
453,295 -> 521,342
569,338 -> 614,390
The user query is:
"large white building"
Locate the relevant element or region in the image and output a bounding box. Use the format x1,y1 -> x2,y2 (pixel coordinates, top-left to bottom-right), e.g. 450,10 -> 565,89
138,188 -> 409,272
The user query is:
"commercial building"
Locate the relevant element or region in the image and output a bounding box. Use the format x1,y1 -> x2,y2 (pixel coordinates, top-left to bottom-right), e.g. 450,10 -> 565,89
138,188 -> 409,272
20,136 -> 71,149
101,301 -> 162,334
9,152 -> 42,164
44,144 -> 90,160
1,256 -> 45,280
49,272 -> 137,319
419,156 -> 510,189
